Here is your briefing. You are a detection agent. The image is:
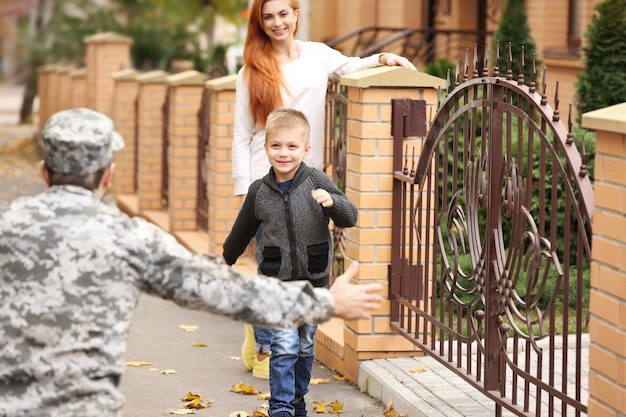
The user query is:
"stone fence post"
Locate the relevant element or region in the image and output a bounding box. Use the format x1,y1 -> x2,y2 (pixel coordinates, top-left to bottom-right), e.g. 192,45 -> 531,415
166,70 -> 208,235
314,66 -> 446,382
581,103 -> 626,417
135,70 -> 169,218
111,68 -> 139,196
84,32 -> 132,118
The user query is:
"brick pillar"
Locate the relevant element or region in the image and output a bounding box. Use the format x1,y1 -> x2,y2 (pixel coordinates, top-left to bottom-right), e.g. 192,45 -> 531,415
69,68 -> 87,108
57,66 -> 73,111
204,74 -> 238,255
46,65 -> 61,120
166,70 -> 207,232
325,67 -> 445,382
581,103 -> 626,417
84,32 -> 132,117
111,68 -> 139,195
36,65 -> 55,129
135,70 -> 169,214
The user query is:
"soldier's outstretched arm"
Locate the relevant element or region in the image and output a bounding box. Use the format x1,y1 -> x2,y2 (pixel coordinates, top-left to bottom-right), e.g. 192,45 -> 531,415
328,261 -> 383,320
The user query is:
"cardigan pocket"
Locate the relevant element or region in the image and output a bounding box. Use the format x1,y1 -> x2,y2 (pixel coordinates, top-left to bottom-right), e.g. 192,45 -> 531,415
307,242 -> 329,275
260,246 -> 281,277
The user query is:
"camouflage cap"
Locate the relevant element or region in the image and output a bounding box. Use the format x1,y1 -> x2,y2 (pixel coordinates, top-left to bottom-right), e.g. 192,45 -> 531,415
42,107 -> 125,175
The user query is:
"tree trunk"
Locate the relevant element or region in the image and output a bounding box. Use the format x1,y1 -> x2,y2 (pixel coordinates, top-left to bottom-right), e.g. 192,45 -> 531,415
19,71 -> 37,124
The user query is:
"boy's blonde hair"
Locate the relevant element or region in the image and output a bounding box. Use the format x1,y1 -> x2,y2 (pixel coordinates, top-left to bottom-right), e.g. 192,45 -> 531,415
265,109 -> 310,146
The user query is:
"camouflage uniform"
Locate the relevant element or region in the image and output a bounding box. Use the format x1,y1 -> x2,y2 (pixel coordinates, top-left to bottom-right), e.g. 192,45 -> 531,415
0,108 -> 334,417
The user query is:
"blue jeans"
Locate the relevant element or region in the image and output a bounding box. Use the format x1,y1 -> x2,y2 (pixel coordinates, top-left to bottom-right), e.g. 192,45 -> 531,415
268,323 -> 318,417
254,326 -> 272,353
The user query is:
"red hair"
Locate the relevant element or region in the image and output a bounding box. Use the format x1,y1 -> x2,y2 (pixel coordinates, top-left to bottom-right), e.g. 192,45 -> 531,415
243,0 -> 300,128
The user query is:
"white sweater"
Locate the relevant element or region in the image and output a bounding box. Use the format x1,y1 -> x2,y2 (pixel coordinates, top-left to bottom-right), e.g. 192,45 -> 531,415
232,40 -> 382,195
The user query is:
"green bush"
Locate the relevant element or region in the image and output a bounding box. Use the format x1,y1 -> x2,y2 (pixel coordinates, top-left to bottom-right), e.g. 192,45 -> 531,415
490,0 -> 542,82
575,0 -> 626,120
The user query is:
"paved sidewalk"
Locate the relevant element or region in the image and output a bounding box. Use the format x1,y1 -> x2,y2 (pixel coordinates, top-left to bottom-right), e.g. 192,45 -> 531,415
0,82 -> 590,417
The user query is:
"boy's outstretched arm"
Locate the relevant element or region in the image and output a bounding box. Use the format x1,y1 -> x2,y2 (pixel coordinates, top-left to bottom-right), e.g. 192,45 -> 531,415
329,261 -> 383,320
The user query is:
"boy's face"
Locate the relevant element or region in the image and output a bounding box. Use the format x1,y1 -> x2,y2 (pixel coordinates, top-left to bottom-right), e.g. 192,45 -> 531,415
264,127 -> 310,182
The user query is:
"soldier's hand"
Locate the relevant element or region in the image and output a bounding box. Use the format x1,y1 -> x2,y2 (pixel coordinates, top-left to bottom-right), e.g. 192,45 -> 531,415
330,261 -> 383,320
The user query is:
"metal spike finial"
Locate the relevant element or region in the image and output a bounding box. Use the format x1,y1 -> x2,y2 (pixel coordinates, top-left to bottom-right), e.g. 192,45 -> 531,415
473,43 -> 479,78
517,45 -> 525,86
566,104 -> 574,145
529,54 -> 537,94
403,144 -> 409,175
482,41 -> 489,76
455,57 -> 461,87
579,132 -> 588,178
506,42 -> 513,80
553,81 -> 560,122
410,146 -> 416,178
494,40 -> 500,77
541,66 -> 548,105
446,68 -> 451,93
463,49 -> 469,82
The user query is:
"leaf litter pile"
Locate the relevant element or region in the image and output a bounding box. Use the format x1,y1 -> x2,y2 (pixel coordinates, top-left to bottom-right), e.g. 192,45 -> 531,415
124,323 -> 412,416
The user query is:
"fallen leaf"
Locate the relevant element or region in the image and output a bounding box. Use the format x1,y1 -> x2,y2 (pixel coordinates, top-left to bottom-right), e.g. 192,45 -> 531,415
383,400 -> 407,417
160,369 -> 177,375
312,400 -> 330,413
409,367 -> 425,373
192,341 -> 208,347
180,392 -> 213,409
179,325 -> 199,332
332,375 -> 345,381
230,382 -> 260,395
181,392 -> 202,402
328,400 -> 343,414
257,392 -> 270,400
310,378 -> 330,385
126,361 -> 152,367
252,409 -> 269,417
167,409 -> 196,415
231,356 -> 241,361
228,412 -> 250,417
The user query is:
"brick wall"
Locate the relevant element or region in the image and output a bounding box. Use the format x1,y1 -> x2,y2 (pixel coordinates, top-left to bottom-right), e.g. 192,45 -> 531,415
204,75 -> 239,254
315,67 -> 446,381
111,68 -> 139,195
165,70 -> 207,232
69,68 -> 87,109
582,103 -> 626,417
84,32 -> 132,118
135,70 -> 169,214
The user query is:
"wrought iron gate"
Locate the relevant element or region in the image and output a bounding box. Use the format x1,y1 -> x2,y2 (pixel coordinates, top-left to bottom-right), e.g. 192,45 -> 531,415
389,47 -> 594,416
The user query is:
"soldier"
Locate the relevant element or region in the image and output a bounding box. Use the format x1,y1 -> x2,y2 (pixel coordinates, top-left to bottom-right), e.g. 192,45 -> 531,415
0,107 -> 382,417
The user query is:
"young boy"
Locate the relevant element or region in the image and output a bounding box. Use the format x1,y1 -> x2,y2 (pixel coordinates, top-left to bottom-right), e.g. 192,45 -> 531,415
223,108 -> 358,417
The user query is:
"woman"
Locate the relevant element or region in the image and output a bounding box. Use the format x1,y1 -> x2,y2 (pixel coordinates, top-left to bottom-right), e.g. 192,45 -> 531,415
231,0 -> 416,412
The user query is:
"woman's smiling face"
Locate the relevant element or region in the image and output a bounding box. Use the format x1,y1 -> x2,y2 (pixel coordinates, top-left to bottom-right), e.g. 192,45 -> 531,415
261,0 -> 299,44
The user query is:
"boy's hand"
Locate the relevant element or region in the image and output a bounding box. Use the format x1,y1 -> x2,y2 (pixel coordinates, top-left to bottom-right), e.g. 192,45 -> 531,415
330,261 -> 383,320
311,189 -> 333,208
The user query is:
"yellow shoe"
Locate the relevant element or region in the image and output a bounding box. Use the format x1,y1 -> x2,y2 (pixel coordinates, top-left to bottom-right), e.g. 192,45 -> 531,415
241,323 -> 255,371
252,355 -> 270,380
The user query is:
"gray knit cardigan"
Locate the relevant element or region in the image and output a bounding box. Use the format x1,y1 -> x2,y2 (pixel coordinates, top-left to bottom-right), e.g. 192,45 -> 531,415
223,163 -> 358,288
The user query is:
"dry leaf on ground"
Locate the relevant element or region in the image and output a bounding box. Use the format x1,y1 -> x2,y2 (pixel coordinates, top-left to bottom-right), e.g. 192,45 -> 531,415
230,382 -> 260,395
312,400 -> 330,413
409,367 -> 425,373
167,409 -> 196,415
125,361 -> 151,367
328,400 -> 343,414
179,325 -> 199,332
192,341 -> 208,347
310,378 -> 330,385
332,375 -> 345,381
383,400 -> 407,417
160,369 -> 177,375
